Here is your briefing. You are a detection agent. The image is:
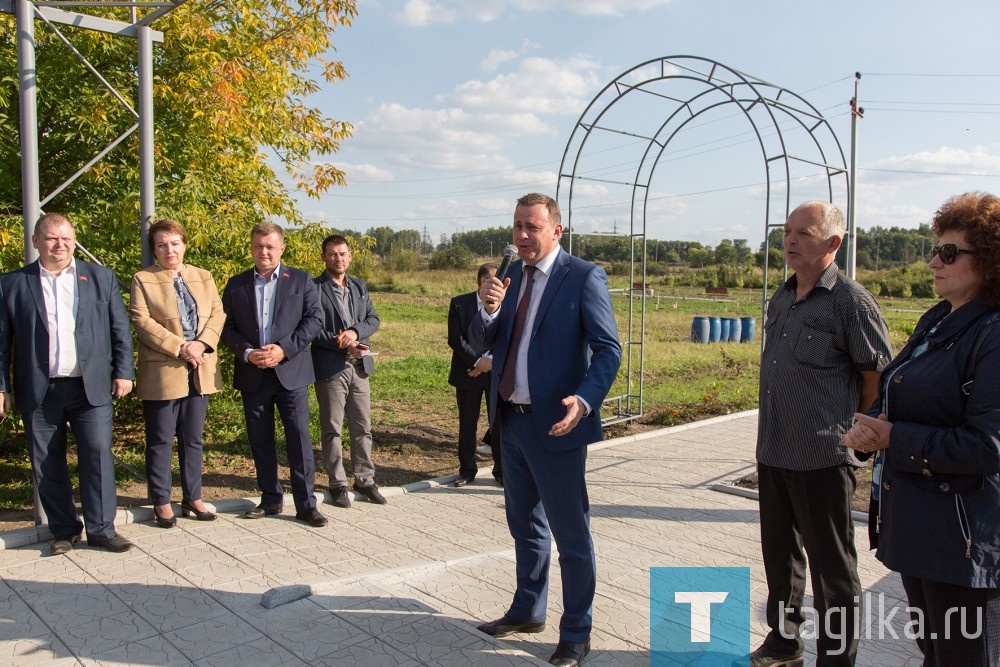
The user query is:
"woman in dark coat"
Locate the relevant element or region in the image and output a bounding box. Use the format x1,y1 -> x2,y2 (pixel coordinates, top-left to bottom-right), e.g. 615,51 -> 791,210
845,192 -> 1000,665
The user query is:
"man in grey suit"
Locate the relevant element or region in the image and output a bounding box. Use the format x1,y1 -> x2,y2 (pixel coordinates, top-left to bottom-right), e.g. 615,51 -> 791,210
221,222 -> 327,527
0,213 -> 135,555
311,234 -> 384,508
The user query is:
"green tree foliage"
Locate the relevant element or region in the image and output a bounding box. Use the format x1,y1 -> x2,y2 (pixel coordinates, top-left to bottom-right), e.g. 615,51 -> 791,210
0,0 -> 357,278
429,243 -> 474,270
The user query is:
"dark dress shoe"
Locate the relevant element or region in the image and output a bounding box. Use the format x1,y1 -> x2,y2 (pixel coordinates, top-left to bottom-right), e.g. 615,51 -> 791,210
89,534 -> 133,553
181,500 -> 216,521
328,486 -> 352,508
549,640 -> 590,666
244,502 -> 282,519
353,482 -> 387,504
452,476 -> 474,487
153,507 -> 177,529
476,614 -> 546,638
295,508 -> 328,527
745,644 -> 804,667
50,534 -> 81,556
493,472 -> 503,487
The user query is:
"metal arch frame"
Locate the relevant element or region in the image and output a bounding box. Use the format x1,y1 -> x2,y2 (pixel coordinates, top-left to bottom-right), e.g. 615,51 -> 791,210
557,56 -> 849,427
4,0 -> 188,268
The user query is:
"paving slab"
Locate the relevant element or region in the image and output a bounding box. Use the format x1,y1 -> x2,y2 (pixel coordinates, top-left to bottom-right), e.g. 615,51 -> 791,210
0,410 -> 923,666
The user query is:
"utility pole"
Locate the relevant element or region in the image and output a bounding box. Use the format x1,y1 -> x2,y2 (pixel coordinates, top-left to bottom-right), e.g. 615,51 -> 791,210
847,72 -> 863,280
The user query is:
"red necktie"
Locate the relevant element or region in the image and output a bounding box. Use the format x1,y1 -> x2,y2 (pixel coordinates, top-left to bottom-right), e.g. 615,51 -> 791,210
498,265 -> 536,401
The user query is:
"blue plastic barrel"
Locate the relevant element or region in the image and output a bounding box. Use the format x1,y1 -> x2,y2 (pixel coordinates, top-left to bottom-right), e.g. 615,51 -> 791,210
727,317 -> 742,343
691,317 -> 710,344
709,317 -> 722,343
740,316 -> 756,342
720,318 -> 730,342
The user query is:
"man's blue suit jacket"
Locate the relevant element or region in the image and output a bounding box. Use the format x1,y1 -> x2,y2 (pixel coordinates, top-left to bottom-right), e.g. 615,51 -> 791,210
0,260 -> 135,414
221,265 -> 323,393
471,250 -> 622,451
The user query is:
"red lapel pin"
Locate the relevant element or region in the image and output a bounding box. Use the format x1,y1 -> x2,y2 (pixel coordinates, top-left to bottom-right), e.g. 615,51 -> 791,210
79,275 -> 88,281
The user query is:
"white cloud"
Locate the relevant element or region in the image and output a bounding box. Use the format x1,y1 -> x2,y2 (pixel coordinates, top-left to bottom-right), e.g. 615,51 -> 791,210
394,0 -> 675,25
395,0 -> 458,26
345,55 -> 607,175
442,56 -> 605,116
878,145 -> 1000,174
334,162 -> 395,184
481,40 -> 539,72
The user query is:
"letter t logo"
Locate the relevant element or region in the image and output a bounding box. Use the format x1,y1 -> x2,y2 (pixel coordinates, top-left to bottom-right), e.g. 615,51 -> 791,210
674,591 -> 729,642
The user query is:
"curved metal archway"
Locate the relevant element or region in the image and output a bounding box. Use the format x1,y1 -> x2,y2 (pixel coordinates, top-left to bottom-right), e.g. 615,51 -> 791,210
557,56 -> 849,426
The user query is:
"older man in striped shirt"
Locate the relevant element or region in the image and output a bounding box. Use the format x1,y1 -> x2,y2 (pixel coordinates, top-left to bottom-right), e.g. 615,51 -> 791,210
749,201 -> 891,667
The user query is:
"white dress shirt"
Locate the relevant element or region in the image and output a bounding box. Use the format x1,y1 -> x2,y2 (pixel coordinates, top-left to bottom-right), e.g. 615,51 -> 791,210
481,247 -> 592,414
39,259 -> 81,378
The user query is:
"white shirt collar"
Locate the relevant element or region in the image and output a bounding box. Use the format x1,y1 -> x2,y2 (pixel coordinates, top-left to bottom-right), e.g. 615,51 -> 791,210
39,258 -> 77,278
528,245 -> 561,276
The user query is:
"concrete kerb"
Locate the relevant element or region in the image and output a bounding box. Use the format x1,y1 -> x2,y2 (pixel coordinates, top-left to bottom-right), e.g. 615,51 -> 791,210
0,408 -> 763,552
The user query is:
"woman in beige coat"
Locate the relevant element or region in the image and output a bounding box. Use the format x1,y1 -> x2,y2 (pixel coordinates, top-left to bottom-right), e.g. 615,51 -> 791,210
130,220 -> 224,527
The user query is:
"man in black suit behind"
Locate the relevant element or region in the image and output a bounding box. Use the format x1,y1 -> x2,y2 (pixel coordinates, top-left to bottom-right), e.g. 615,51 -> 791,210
221,222 -> 327,527
448,262 -> 501,487
0,213 -> 135,555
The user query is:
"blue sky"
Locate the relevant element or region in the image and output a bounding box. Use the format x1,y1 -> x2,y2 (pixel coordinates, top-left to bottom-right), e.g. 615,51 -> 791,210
290,0 -> 1000,250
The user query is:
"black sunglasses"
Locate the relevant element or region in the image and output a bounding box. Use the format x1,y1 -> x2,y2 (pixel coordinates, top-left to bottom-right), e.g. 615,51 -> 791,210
932,243 -> 977,265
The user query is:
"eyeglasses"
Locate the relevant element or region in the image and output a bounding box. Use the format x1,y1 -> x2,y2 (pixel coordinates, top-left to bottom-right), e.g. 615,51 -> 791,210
931,243 -> 977,265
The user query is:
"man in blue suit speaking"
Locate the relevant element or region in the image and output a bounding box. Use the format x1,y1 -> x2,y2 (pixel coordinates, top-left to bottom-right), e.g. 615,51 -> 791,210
471,193 -> 622,666
0,213 -> 135,555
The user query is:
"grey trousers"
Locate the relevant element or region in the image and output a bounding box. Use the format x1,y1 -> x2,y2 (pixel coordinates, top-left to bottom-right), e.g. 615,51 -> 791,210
315,362 -> 375,488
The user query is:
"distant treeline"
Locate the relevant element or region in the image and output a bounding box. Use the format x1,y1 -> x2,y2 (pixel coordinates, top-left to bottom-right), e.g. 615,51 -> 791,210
364,222 -> 936,274
354,223 -> 938,299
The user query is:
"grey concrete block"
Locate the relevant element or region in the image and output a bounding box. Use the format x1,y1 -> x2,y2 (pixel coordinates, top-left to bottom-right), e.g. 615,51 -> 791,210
260,584 -> 312,609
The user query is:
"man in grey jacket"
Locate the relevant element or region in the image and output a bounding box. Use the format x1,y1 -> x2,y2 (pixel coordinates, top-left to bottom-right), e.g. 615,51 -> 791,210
311,235 -> 383,507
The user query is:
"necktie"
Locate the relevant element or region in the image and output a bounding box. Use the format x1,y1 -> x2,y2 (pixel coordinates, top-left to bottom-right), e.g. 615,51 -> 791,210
498,265 -> 536,401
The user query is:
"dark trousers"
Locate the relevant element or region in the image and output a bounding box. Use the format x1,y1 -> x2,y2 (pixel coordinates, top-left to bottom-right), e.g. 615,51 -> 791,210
901,574 -> 1000,666
241,371 -> 316,513
501,404 -> 594,643
143,394 -> 209,506
23,377 -> 117,541
758,463 -> 861,666
455,382 -> 498,478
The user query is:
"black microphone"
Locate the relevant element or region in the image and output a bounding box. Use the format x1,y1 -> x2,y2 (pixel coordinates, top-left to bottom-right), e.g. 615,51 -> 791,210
487,244 -> 518,306
496,244 -> 518,282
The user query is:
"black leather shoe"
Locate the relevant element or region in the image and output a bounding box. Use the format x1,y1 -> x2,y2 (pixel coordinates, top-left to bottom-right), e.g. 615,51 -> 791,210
452,476 -> 474,487
549,640 -> 590,666
493,472 -> 503,488
328,486 -> 351,508
353,482 -> 387,504
50,533 -> 81,556
89,534 -> 133,553
244,502 -> 282,519
476,614 -> 546,638
181,500 -> 216,521
744,644 -> 804,667
153,507 -> 177,529
295,508 -> 328,527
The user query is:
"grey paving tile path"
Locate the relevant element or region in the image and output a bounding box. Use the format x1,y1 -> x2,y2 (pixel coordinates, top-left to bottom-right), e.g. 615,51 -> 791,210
0,410 -> 922,666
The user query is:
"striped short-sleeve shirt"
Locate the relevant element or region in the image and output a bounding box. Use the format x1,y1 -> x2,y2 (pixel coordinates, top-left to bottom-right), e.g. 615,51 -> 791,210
757,262 -> 892,470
